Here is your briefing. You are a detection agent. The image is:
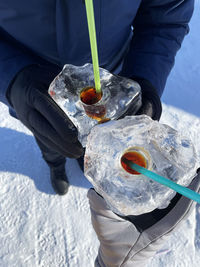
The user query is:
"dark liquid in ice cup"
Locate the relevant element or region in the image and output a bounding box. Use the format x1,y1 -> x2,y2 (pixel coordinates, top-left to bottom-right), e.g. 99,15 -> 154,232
121,151 -> 147,175
80,87 -> 107,121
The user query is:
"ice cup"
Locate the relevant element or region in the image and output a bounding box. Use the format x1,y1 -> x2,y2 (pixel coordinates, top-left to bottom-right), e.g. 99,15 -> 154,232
120,146 -> 152,176
79,86 -> 110,122
48,63 -> 142,146
84,115 -> 198,215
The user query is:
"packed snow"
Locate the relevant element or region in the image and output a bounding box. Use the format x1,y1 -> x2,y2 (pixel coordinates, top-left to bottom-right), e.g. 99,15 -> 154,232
0,2 -> 200,266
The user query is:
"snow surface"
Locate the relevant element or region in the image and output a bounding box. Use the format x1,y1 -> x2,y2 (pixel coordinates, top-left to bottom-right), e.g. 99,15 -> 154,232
0,2 -> 200,267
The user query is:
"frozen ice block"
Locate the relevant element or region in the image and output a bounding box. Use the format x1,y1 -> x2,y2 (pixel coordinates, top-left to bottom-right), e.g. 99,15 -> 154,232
49,63 -> 141,146
84,115 -> 198,216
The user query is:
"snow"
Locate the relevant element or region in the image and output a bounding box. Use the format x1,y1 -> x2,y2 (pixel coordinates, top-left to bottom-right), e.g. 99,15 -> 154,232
0,2 -> 200,267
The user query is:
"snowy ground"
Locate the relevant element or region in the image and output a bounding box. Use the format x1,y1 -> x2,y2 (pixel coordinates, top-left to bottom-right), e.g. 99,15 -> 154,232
0,2 -> 200,267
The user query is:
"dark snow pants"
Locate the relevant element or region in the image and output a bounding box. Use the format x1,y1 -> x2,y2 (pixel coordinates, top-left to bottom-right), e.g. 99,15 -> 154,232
35,137 -> 66,168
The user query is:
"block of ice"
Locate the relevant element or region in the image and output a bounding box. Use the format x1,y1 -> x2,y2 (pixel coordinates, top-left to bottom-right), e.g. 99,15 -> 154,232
84,115 -> 198,216
49,63 -> 141,146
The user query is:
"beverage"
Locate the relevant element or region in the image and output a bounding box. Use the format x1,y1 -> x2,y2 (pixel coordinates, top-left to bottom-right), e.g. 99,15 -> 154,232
121,147 -> 150,175
80,86 -> 107,121
80,86 -> 102,105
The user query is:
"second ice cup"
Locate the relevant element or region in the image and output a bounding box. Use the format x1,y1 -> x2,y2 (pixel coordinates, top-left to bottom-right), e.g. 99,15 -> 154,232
84,115 -> 198,216
48,63 -> 142,146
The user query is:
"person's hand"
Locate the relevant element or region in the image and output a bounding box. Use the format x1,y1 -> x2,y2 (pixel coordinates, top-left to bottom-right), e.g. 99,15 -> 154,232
88,169 -> 200,267
120,77 -> 162,121
6,64 -> 84,158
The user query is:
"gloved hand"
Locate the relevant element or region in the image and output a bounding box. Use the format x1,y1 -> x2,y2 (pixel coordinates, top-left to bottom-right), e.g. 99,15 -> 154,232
6,64 -> 84,158
88,169 -> 200,267
120,77 -> 162,121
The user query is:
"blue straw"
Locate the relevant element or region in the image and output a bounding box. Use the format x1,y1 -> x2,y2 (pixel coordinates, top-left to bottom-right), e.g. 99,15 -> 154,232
124,159 -> 200,204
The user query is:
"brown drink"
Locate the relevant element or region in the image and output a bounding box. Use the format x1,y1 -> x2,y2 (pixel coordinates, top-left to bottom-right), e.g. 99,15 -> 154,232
80,87 -> 108,121
120,147 -> 151,175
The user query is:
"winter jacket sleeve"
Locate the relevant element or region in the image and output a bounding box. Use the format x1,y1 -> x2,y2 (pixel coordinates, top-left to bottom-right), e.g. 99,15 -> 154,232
120,0 -> 194,97
0,29 -> 43,108
88,170 -> 200,267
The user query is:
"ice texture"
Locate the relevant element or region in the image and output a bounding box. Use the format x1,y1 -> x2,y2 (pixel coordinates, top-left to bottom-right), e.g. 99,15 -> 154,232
49,63 -> 141,146
84,115 -> 198,216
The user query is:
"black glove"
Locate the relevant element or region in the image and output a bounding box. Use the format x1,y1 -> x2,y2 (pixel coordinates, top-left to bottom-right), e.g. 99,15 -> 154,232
121,77 -> 162,121
6,64 -> 84,158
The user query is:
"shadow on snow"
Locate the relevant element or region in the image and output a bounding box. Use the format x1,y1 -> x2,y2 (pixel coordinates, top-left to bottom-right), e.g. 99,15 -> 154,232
0,127 -> 92,195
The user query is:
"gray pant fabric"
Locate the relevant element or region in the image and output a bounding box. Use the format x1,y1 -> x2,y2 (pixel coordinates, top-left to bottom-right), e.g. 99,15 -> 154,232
88,171 -> 200,267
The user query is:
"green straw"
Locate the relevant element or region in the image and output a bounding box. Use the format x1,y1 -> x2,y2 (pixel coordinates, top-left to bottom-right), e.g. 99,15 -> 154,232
124,159 -> 200,204
85,0 -> 101,94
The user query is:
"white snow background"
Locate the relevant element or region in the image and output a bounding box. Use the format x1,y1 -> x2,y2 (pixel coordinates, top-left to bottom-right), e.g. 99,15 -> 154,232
0,2 -> 200,267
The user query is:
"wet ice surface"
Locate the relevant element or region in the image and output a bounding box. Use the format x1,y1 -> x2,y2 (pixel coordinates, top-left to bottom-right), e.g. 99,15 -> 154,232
49,63 -> 141,146
84,115 -> 198,216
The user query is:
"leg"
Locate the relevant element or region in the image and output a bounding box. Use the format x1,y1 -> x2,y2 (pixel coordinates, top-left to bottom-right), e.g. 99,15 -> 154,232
35,136 -> 66,168
34,136 -> 69,195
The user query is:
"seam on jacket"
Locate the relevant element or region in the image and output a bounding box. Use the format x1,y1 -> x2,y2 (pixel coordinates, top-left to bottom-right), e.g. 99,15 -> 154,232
120,229 -> 142,267
121,176 -> 200,264
121,201 -> 193,266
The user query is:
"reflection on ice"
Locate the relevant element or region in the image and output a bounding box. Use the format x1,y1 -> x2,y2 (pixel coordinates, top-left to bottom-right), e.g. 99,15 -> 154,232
84,115 -> 198,215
